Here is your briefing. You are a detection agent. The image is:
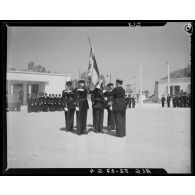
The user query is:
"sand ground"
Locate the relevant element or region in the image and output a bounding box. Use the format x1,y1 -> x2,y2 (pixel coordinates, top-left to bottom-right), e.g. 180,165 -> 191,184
7,103 -> 191,173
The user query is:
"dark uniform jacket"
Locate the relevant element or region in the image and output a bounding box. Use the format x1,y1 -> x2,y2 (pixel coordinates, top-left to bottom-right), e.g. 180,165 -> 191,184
104,90 -> 113,109
62,89 -> 76,109
91,88 -> 104,110
110,86 -> 126,111
75,88 -> 89,110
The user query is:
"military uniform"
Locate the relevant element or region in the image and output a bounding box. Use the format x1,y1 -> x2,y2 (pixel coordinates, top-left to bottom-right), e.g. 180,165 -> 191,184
27,94 -> 32,113
50,94 -> 55,111
62,82 -> 76,131
172,96 -> 176,108
132,96 -> 136,108
167,95 -> 171,108
110,79 -> 126,137
128,96 -> 132,108
75,80 -> 89,135
104,83 -> 116,130
161,96 -> 165,107
91,86 -> 104,132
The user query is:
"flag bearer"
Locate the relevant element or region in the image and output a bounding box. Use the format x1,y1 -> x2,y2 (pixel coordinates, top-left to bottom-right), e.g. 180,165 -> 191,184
91,80 -> 104,133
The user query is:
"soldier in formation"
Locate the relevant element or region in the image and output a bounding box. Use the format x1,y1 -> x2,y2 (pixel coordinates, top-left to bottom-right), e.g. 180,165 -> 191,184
62,81 -> 76,131
75,80 -> 90,135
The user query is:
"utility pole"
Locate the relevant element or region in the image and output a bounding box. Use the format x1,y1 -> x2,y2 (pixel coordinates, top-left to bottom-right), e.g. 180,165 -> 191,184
110,73 -> 111,83
166,61 -> 170,95
139,62 -> 143,106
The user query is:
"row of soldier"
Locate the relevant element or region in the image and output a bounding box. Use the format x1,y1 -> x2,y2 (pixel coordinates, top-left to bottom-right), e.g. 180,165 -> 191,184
125,95 -> 136,108
161,93 -> 191,108
27,93 -> 64,112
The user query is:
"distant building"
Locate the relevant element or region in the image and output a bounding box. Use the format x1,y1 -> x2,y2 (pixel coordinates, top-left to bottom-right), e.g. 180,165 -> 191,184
6,70 -> 71,105
153,66 -> 191,101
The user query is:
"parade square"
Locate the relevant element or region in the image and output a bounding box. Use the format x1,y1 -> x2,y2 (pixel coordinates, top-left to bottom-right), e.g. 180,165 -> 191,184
7,104 -> 191,174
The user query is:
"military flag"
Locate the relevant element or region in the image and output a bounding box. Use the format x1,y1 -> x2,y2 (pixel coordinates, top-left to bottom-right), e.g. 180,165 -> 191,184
87,39 -> 100,89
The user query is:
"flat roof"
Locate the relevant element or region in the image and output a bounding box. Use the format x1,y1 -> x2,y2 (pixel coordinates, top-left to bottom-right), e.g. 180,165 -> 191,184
7,70 -> 71,77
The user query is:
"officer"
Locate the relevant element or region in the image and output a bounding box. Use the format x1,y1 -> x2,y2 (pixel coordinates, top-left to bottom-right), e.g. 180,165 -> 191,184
109,78 -> 126,137
75,79 -> 89,135
27,94 -> 32,113
132,95 -> 136,108
91,80 -> 104,133
176,94 -> 180,107
62,81 -> 76,131
104,83 -> 116,131
167,94 -> 171,108
161,95 -> 165,107
60,94 -> 64,111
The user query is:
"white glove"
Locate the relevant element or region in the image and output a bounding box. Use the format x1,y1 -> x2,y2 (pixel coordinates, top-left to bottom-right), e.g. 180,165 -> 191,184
76,107 -> 79,111
64,108 -> 68,111
103,90 -> 106,93
110,107 -> 113,111
104,97 -> 108,101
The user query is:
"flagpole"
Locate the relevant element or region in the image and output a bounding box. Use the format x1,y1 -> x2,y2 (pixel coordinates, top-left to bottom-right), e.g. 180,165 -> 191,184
166,61 -> 170,95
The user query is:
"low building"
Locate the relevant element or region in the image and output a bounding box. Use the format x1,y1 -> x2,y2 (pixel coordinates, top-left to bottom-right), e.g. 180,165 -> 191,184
6,70 -> 71,105
154,78 -> 190,102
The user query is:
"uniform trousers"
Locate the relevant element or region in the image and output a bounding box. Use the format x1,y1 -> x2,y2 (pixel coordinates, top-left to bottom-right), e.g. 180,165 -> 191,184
76,109 -> 88,134
113,110 -> 126,137
107,108 -> 116,130
65,109 -> 75,131
93,109 -> 104,132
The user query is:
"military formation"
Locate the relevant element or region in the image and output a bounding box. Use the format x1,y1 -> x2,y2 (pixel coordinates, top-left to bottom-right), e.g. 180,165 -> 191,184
161,92 -> 191,108
27,93 -> 64,112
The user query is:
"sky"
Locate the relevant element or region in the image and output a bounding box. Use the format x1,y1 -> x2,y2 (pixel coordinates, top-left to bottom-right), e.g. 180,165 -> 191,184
7,22 -> 191,94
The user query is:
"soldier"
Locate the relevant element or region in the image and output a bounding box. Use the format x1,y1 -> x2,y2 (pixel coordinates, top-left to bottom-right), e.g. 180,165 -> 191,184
110,78 -> 126,137
48,94 -> 51,111
62,81 -> 76,131
42,93 -> 47,112
91,80 -> 104,133
51,94 -> 55,111
27,94 -> 32,113
58,94 -> 62,111
172,95 -> 176,108
35,94 -> 39,112
179,93 -> 183,108
167,94 -> 171,108
75,80 -> 89,135
128,95 -> 132,108
132,95 -> 136,108
176,94 -> 180,107
183,94 -> 187,108
104,83 -> 116,131
188,93 -> 191,107
60,94 -> 65,111
161,95 -> 165,107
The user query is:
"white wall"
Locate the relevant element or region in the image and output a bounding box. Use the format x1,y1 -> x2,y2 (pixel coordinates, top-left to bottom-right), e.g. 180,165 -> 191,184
7,71 -> 71,95
157,78 -> 190,99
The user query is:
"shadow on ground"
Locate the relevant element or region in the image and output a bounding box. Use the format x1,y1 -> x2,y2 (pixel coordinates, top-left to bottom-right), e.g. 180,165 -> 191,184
59,125 -> 117,137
